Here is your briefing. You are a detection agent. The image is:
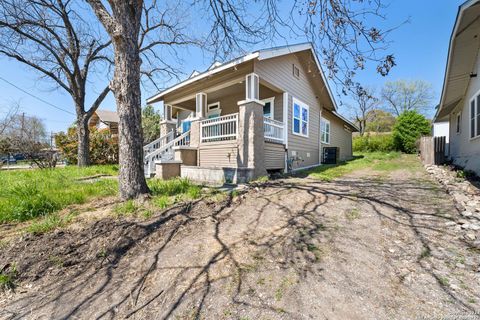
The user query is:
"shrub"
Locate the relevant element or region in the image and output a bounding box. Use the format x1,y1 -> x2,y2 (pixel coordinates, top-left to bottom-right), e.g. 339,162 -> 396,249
55,127 -> 118,165
392,111 -> 431,154
352,133 -> 395,152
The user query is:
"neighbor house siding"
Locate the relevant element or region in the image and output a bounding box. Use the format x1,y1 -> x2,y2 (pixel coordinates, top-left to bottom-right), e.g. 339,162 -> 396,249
448,54 -> 480,175
255,54 -> 322,169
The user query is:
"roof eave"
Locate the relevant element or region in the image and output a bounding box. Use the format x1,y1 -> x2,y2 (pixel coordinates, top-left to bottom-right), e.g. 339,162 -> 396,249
436,0 -> 479,121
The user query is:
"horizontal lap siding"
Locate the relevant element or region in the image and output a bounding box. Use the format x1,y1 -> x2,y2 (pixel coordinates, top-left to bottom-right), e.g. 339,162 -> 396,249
260,86 -> 284,122
265,142 -> 285,169
199,141 -> 238,168
255,54 -> 321,169
322,111 -> 353,161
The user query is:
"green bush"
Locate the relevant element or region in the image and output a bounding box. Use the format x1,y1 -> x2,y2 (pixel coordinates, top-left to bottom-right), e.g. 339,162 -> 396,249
352,134 -> 395,152
392,111 -> 431,153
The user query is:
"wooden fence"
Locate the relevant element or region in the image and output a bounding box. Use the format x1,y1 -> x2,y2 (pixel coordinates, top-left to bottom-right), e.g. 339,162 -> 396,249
419,136 -> 446,165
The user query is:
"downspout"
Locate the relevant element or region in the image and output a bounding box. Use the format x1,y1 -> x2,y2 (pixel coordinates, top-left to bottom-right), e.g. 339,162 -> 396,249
319,108 -> 322,165
283,92 -> 289,173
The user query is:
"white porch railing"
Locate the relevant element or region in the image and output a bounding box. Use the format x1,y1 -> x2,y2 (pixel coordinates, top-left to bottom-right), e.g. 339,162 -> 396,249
144,130 -> 190,177
143,130 -> 174,155
200,113 -> 238,143
174,130 -> 190,147
263,117 -> 284,143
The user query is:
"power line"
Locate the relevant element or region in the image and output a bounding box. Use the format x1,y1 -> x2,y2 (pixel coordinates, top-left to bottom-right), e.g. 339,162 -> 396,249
0,75 -> 75,115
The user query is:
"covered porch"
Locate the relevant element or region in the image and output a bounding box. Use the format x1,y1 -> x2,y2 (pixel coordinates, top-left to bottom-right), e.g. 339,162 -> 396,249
146,72 -> 287,183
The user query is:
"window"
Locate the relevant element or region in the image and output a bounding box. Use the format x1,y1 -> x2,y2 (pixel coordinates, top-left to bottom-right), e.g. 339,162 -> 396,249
456,112 -> 461,134
470,93 -> 480,139
262,97 -> 275,119
321,117 -> 330,144
292,98 -> 309,137
292,64 -> 300,79
207,102 -> 221,119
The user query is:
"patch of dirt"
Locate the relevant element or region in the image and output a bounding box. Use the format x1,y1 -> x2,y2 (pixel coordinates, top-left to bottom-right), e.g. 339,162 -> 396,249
1,164 -> 480,319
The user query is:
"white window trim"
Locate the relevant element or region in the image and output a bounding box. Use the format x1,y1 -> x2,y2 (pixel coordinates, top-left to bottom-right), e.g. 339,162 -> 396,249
321,117 -> 330,144
469,90 -> 480,140
262,97 -> 275,119
292,97 -> 309,138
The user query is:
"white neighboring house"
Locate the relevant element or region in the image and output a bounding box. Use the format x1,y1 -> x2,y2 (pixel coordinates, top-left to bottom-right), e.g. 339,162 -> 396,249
433,121 -> 450,155
435,0 -> 480,175
88,109 -> 119,135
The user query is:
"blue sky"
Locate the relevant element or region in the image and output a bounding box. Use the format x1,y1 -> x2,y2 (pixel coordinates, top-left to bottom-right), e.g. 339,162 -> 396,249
0,1 -> 464,132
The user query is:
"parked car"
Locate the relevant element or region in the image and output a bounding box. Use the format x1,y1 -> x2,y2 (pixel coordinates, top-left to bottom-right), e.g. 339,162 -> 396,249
1,156 -> 17,165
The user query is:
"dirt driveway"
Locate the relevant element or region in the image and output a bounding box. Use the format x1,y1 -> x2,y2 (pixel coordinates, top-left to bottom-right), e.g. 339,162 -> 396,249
1,157 -> 479,319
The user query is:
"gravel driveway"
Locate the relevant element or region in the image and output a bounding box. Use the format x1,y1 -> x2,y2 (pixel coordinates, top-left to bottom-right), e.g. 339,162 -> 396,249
1,156 -> 479,319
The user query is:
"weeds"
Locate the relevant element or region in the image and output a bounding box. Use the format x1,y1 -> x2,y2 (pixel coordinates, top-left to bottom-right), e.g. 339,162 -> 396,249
345,208 -> 361,221
0,264 -> 18,291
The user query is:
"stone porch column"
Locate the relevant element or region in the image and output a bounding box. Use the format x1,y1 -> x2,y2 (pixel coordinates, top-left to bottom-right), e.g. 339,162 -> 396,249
237,100 -> 267,178
159,120 -> 176,138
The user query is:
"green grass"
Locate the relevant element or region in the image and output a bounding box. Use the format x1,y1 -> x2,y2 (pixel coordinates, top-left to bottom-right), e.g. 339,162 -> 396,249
0,264 -> 17,290
27,210 -> 79,234
0,165 -> 118,223
0,165 -> 204,224
304,152 -> 412,181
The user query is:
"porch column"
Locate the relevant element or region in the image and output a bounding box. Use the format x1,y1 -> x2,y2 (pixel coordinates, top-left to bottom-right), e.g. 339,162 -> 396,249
196,93 -> 207,118
237,99 -> 267,178
245,73 -> 259,101
160,104 -> 176,137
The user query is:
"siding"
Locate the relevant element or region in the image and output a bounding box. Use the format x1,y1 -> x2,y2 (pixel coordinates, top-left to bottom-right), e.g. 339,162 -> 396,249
255,53 -> 322,169
322,111 -> 353,162
265,142 -> 285,169
198,140 -> 238,168
259,86 -> 284,122
448,52 -> 480,175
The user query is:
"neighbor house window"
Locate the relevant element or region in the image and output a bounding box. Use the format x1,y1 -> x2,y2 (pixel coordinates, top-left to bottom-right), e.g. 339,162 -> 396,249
262,97 -> 275,119
292,98 -> 309,137
321,117 -> 330,144
470,93 -> 480,139
456,112 -> 461,134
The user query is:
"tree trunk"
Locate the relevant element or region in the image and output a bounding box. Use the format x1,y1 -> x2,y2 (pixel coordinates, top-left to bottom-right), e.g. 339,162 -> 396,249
110,10 -> 149,199
77,113 -> 90,166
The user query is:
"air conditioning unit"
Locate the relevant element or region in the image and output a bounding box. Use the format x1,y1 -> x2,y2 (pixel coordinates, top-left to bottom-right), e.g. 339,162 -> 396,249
322,147 -> 338,164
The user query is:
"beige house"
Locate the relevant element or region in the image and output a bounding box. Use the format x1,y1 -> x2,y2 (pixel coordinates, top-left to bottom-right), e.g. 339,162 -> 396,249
88,109 -> 119,135
145,43 -> 358,183
435,0 -> 480,175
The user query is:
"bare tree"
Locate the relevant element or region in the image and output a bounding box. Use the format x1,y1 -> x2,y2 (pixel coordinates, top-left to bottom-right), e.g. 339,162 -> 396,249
85,0 -> 398,199
381,80 -> 434,116
0,102 -> 19,136
351,87 -> 379,136
0,0 -> 112,167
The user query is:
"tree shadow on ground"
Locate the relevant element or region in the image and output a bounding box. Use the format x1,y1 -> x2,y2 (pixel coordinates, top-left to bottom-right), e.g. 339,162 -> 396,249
1,174 -> 479,319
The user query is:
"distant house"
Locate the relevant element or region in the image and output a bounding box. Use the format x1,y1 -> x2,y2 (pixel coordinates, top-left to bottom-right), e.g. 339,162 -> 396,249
143,42 -> 358,181
435,0 -> 480,175
88,109 -> 119,135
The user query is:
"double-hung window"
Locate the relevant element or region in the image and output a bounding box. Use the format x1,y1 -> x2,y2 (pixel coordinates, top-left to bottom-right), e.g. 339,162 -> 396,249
292,98 -> 309,137
320,117 -> 330,144
470,93 -> 480,139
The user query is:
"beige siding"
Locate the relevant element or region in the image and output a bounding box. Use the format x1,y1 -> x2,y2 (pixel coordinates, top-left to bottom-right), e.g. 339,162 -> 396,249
265,142 -> 285,169
259,86 -> 283,122
207,91 -> 243,116
322,111 -> 353,162
255,54 -> 322,169
198,141 -> 238,168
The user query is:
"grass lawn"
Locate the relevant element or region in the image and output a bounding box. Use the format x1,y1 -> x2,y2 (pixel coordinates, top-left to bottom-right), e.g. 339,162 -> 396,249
0,165 -> 119,223
0,165 -> 204,226
304,152 -> 420,181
